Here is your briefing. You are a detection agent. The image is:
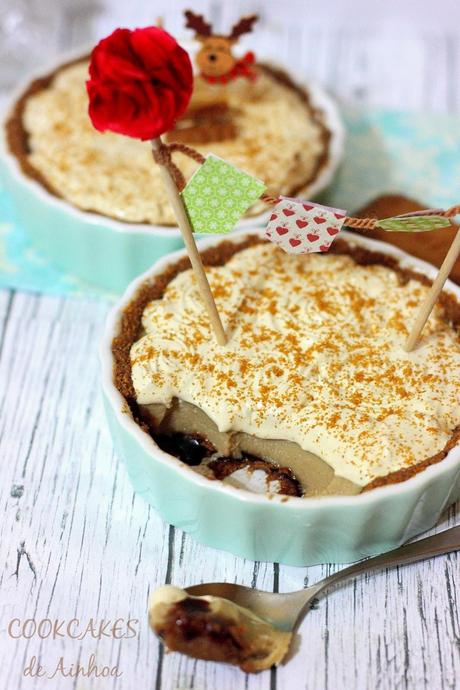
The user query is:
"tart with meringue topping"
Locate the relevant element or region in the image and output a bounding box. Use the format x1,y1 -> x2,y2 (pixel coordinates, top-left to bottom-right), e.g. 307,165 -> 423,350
111,235 -> 460,498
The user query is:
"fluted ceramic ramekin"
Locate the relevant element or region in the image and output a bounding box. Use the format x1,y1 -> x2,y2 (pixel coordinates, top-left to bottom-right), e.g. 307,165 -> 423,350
0,48 -> 344,294
100,229 -> 460,566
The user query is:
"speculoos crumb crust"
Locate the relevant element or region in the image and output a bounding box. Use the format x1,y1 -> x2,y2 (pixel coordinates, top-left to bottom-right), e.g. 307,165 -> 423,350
111,235 -> 460,493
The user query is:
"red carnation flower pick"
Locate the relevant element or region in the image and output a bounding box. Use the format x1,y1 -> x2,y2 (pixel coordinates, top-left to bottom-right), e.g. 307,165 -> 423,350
87,26 -> 227,346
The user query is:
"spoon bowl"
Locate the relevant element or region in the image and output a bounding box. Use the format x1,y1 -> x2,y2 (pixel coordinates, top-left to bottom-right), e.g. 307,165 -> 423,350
186,525 -> 460,632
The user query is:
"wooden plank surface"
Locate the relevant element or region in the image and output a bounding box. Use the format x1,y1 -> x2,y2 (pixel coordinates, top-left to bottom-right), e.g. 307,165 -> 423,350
1,5 -> 460,689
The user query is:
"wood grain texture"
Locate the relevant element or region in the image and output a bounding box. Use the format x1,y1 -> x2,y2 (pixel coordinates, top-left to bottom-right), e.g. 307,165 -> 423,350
1,5 -> 460,689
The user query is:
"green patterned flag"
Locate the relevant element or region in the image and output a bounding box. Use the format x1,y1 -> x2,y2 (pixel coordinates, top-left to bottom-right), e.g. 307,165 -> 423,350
376,215 -> 449,232
181,154 -> 266,234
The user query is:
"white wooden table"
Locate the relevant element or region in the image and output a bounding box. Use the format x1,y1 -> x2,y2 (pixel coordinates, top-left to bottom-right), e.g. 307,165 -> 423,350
1,4 -> 460,689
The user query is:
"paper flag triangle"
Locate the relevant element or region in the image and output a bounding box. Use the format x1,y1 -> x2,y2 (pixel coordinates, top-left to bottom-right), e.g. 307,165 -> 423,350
264,198 -> 347,254
376,215 -> 449,232
181,154 -> 266,234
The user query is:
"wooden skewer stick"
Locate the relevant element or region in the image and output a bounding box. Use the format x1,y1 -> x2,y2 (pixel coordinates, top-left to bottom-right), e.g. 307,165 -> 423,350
405,224 -> 460,352
151,137 -> 227,346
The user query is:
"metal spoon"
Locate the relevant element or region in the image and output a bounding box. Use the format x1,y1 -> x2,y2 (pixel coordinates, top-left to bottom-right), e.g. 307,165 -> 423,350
186,525 -> 460,632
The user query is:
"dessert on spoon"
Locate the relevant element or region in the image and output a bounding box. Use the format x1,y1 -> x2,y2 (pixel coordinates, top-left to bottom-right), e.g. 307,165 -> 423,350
149,526 -> 460,672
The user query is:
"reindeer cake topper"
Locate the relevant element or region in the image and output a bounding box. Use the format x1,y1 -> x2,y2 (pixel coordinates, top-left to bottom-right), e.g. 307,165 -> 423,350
184,10 -> 259,84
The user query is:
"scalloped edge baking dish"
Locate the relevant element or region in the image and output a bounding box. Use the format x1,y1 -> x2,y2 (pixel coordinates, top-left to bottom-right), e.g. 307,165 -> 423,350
100,228 -> 460,565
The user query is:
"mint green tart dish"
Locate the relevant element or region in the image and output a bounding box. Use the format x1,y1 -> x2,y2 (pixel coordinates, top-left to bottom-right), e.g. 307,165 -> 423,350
100,229 -> 460,566
0,51 -> 344,294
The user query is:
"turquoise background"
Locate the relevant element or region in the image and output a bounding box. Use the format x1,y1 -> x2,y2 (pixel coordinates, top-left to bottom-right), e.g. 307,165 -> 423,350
1,107 -> 460,301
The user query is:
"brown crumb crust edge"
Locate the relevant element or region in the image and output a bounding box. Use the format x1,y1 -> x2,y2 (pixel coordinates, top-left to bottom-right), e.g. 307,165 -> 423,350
5,55 -> 88,197
112,235 -> 460,493
5,59 -> 331,224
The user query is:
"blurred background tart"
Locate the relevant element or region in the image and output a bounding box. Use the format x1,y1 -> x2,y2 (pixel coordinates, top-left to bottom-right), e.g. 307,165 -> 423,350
5,53 -> 338,226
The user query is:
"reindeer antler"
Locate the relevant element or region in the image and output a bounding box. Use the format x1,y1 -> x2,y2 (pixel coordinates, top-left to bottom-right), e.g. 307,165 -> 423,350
229,14 -> 258,40
184,10 -> 213,37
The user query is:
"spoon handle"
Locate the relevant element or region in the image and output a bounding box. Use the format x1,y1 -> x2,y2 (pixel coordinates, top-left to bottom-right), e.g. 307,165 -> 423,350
319,525 -> 460,593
